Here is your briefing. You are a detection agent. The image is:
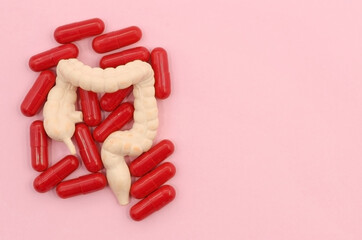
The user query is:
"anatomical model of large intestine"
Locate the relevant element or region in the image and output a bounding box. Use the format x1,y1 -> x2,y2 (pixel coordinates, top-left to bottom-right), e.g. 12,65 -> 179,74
43,58 -> 158,205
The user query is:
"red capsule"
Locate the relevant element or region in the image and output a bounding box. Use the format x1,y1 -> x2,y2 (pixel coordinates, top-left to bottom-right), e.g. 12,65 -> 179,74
92,26 -> 142,53
100,47 -> 150,68
130,185 -> 176,221
151,47 -> 171,99
74,123 -> 103,172
100,86 -> 133,112
93,102 -> 134,142
54,18 -> 105,44
21,71 -> 56,116
56,173 -> 107,198
130,140 -> 174,177
33,155 -> 79,193
131,162 -> 176,199
79,89 -> 101,126
30,120 -> 48,172
29,43 -> 79,71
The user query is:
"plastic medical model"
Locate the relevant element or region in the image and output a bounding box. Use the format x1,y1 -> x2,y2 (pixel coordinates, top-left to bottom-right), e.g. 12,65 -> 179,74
43,58 -> 158,205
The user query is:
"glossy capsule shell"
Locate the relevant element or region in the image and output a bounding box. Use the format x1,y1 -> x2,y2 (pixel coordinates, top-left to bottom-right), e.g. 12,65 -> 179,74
30,120 -> 48,172
131,162 -> 176,199
130,140 -> 175,177
151,47 -> 171,99
130,185 -> 176,221
74,123 -> 103,172
99,46 -> 150,68
33,155 -> 79,193
56,173 -> 107,198
79,89 -> 101,126
92,26 -> 142,53
54,18 -> 105,44
29,43 -> 79,71
100,86 -> 133,112
21,71 -> 55,116
93,102 -> 134,142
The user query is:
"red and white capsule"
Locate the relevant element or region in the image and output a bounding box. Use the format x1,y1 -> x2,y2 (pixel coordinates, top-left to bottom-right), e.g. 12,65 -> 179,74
21,71 -> 56,117
33,155 -> 79,193
130,185 -> 176,221
100,86 -> 133,112
93,102 -> 134,142
30,120 -> 48,172
79,89 -> 101,126
56,173 -> 107,198
151,47 -> 171,99
74,123 -> 103,172
29,43 -> 79,71
130,139 -> 175,177
54,18 -> 105,44
99,46 -> 150,68
131,162 -> 176,199
92,26 -> 142,53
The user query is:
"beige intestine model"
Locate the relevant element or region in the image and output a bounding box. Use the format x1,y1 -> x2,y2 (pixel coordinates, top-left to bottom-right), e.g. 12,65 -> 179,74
43,58 -> 158,205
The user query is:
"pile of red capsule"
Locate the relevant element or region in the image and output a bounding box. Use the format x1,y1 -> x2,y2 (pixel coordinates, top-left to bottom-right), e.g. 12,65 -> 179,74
21,18 -> 176,221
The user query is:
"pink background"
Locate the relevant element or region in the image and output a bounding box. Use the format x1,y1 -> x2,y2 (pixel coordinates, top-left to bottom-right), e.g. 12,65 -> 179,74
1,0 -> 362,239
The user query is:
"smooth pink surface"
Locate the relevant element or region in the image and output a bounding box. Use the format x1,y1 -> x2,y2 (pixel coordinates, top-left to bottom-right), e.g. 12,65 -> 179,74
1,0 -> 362,239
